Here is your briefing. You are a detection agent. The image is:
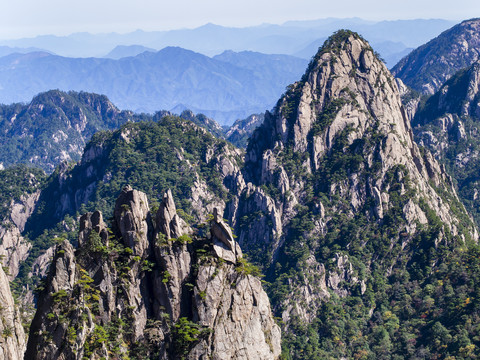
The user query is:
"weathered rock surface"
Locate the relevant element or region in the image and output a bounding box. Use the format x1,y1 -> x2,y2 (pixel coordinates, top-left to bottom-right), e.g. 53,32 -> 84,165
392,18 -> 480,94
226,113 -> 264,148
25,187 -> 280,359
0,178 -> 42,279
413,60 -> 480,226
234,30 -> 477,330
0,265 -> 26,360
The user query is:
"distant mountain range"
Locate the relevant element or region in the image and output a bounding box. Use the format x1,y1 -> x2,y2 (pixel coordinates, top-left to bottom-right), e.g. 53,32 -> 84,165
0,48 -> 308,124
0,18 -> 455,65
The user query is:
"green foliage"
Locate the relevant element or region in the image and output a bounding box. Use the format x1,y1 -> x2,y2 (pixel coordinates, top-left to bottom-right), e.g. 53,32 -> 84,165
173,317 -> 210,358
235,257 -> 263,277
27,116 -> 238,236
52,289 -> 68,303
0,90 -> 150,172
0,165 -> 45,219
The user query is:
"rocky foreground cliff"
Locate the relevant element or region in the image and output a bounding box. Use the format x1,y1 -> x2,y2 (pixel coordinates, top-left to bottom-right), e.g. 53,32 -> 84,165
0,265 -> 25,360
25,186 -> 281,359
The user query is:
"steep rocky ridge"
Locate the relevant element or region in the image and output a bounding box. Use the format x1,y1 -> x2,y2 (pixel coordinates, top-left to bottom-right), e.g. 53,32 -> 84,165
233,30 -> 478,358
25,186 -> 280,359
25,115 -> 243,236
414,60 -> 480,225
392,18 -> 480,94
0,265 -> 26,360
225,113 -> 264,148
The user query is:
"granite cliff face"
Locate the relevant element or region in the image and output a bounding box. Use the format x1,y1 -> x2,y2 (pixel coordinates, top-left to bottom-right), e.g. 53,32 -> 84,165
25,186 -> 280,359
230,30 -> 477,358
0,265 -> 25,360
0,166 -> 45,279
414,60 -> 480,225
392,18 -> 480,94
238,30 -> 474,262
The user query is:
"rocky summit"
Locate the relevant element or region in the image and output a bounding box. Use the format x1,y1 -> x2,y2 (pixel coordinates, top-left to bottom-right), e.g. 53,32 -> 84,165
233,30 -> 478,358
0,265 -> 25,360
392,18 -> 480,94
25,186 -> 281,359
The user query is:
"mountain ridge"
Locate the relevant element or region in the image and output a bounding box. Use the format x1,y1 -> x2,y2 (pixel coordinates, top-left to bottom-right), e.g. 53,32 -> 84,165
392,18 -> 480,94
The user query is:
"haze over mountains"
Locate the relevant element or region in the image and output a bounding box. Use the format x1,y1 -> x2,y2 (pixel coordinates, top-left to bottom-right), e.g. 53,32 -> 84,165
0,18 -> 455,59
0,18 -> 460,125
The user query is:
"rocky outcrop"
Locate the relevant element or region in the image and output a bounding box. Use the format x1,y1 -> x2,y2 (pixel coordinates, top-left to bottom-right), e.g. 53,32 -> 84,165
235,30 -> 477,333
413,60 -> 480,226
392,18 -> 480,94
25,117 -> 243,236
25,187 -> 281,359
0,264 -> 26,360
226,113 -> 264,148
0,168 -> 43,279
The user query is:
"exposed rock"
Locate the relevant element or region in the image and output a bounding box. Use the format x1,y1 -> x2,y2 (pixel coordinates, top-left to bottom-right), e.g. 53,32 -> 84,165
155,189 -> 191,240
0,265 -> 26,360
413,60 -> 480,226
0,188 -> 41,279
25,187 -> 281,359
392,18 -> 480,94
30,246 -> 56,279
113,185 -> 151,258
0,226 -> 31,280
236,29 -> 477,336
226,113 -> 264,148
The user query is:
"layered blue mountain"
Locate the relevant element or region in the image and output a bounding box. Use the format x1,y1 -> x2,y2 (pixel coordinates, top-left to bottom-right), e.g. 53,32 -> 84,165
0,47 -> 308,124
0,18 -> 455,58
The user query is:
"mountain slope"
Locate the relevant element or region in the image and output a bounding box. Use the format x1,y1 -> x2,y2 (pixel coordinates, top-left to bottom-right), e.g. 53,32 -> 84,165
0,166 -> 45,279
0,90 -> 147,172
414,60 -> 480,225
233,30 -> 478,359
104,45 -> 156,59
392,18 -> 480,94
225,113 -> 264,148
13,114 -> 243,302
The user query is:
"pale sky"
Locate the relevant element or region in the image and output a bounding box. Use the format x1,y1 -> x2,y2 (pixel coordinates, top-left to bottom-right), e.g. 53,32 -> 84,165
1,0 -> 479,39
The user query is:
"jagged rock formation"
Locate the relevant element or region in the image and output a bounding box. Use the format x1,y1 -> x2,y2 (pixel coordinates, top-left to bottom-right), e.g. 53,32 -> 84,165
225,113 -> 264,148
0,166 -> 45,279
395,78 -> 421,121
25,186 -> 280,359
0,265 -> 26,360
232,30 -> 477,358
414,60 -> 480,225
392,18 -> 480,94
25,116 -> 243,237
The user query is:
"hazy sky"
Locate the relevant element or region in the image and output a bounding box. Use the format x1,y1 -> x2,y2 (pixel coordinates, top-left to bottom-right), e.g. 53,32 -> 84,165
1,0 -> 479,39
